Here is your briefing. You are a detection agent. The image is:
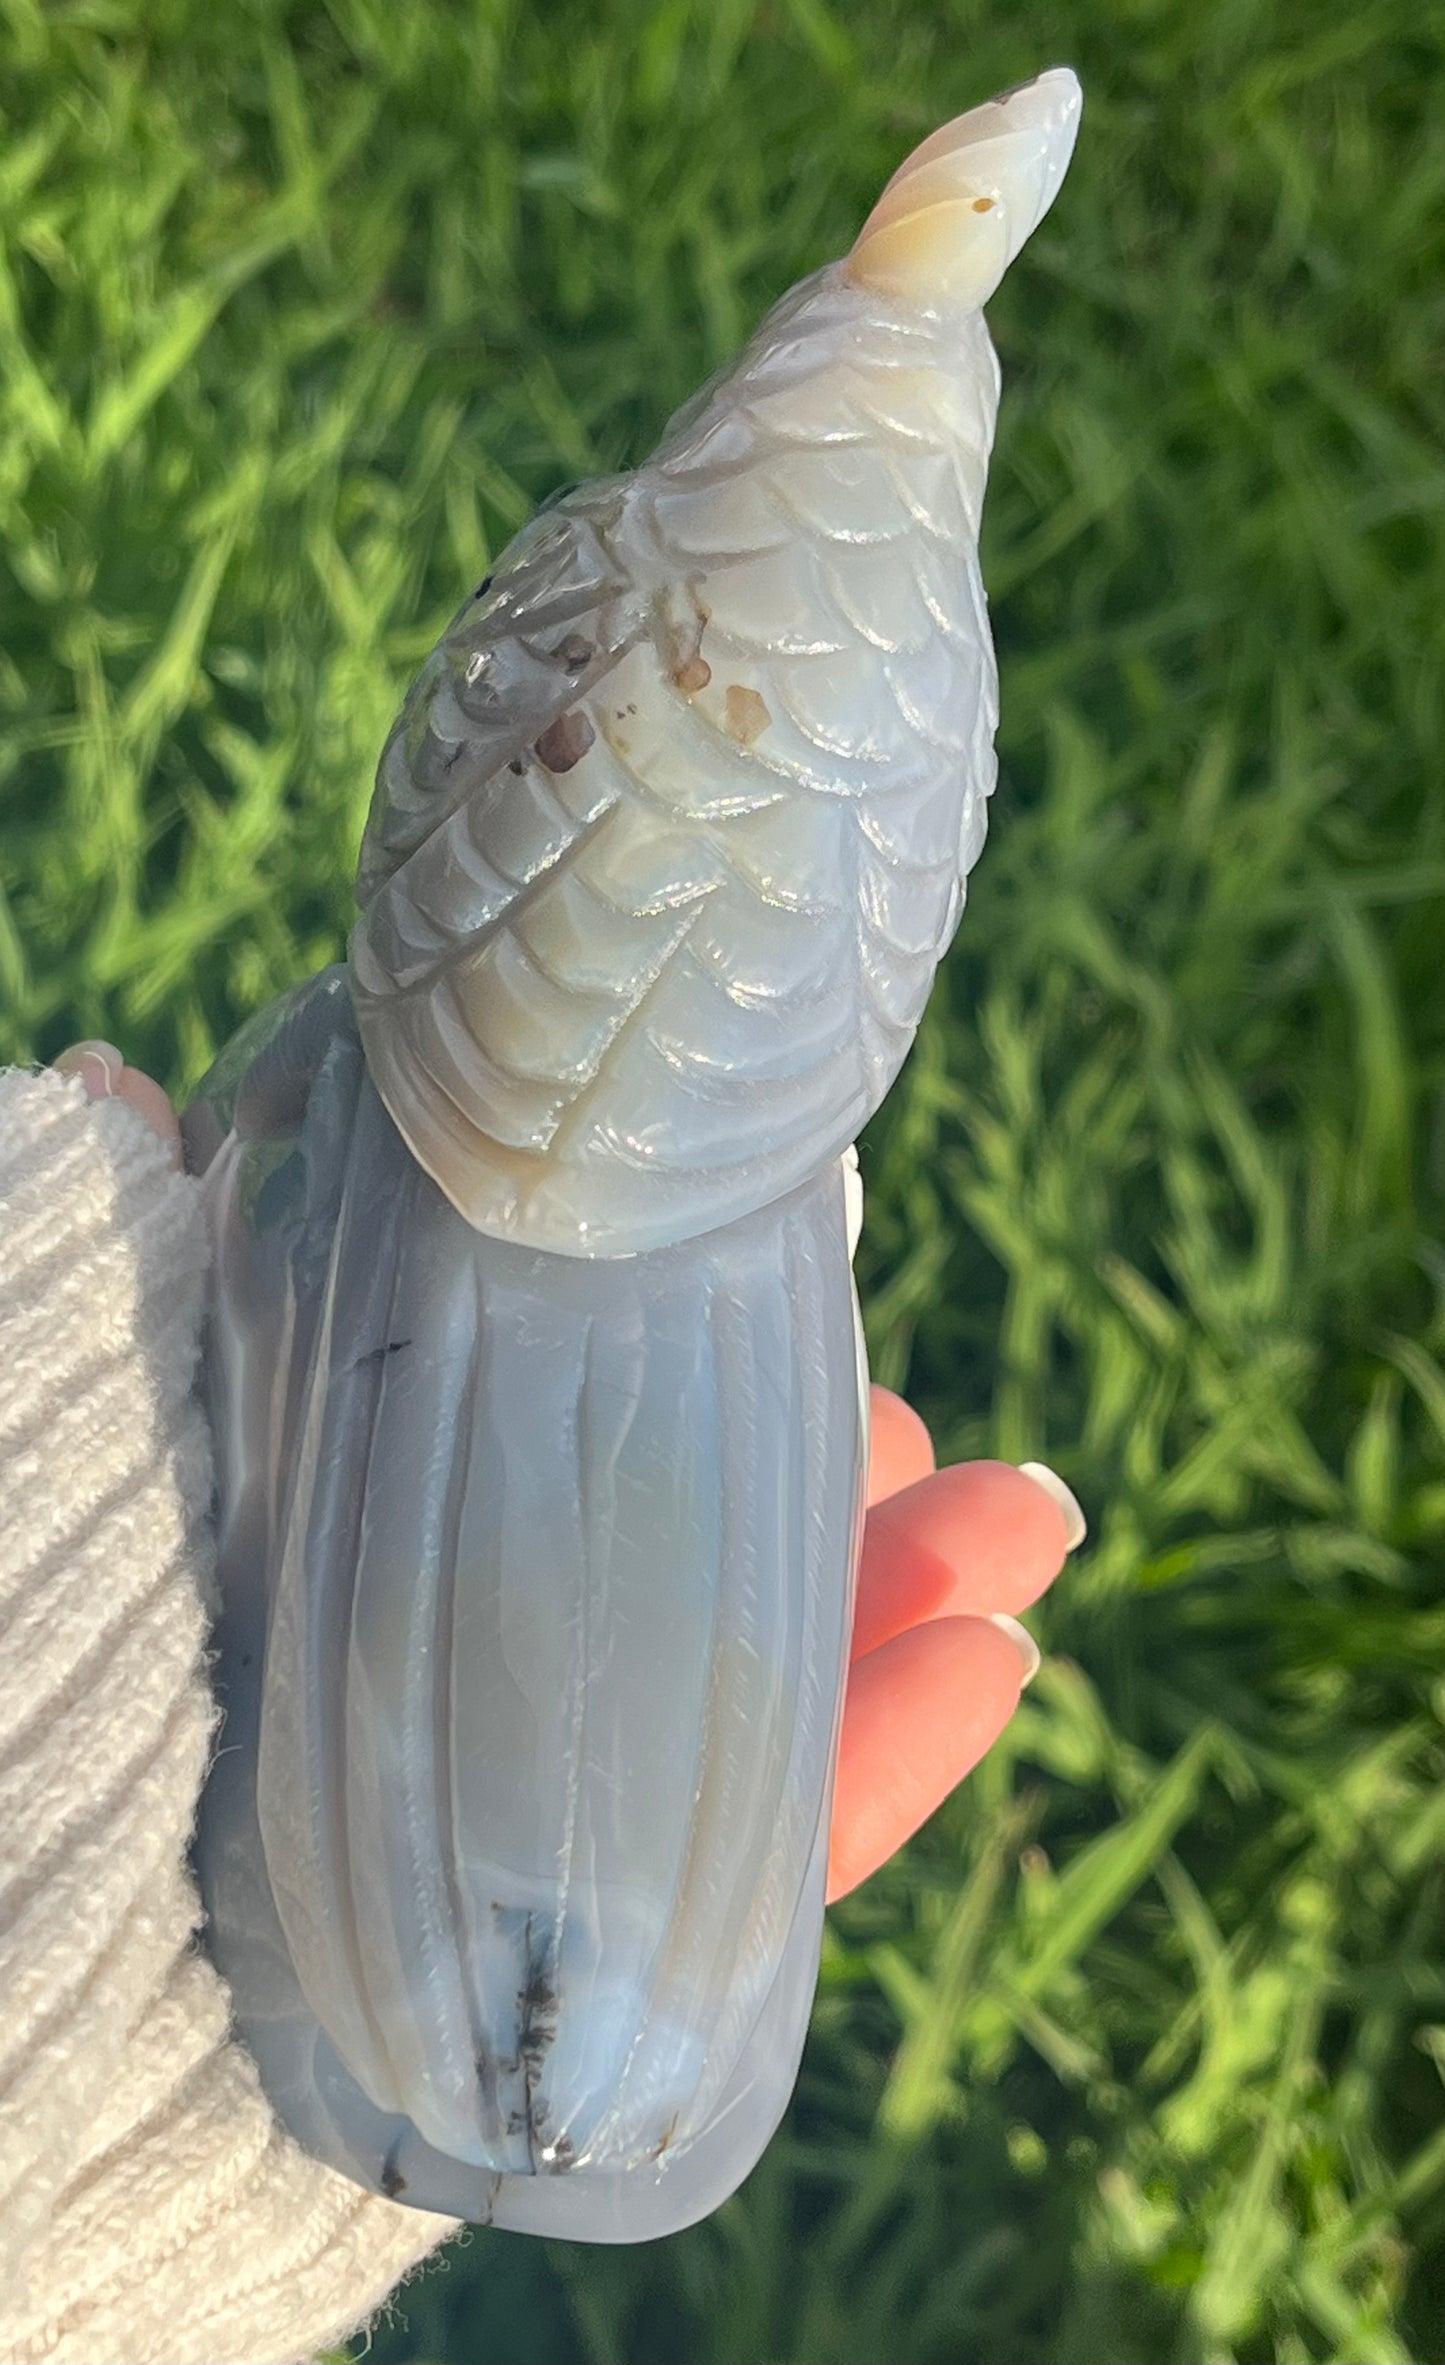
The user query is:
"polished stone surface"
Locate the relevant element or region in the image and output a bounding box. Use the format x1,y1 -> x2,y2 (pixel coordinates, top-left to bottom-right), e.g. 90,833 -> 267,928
189,973 -> 863,2232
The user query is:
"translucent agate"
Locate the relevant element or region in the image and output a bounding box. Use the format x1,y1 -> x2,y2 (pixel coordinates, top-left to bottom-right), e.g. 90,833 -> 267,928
188,69 -> 1082,2237
190,972 -> 862,2234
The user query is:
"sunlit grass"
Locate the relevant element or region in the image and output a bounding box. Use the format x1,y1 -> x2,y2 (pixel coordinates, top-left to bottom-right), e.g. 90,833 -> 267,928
3,2 -> 1443,2359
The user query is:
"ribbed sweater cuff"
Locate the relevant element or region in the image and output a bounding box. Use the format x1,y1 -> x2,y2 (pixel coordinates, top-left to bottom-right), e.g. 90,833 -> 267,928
0,1069 -> 451,2365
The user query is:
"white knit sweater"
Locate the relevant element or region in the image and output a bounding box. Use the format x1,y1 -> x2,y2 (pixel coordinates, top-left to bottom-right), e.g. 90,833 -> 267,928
0,1068 -> 452,2365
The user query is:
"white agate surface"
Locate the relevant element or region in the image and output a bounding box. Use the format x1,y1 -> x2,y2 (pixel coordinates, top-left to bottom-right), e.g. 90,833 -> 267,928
190,971 -> 863,2229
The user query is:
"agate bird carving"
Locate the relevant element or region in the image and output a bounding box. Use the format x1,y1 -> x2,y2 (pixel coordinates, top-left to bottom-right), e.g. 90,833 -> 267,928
187,68 -> 1083,2241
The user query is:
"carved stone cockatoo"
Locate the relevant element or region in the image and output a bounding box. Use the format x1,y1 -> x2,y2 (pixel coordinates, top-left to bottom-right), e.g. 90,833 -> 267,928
188,67 -> 1082,2241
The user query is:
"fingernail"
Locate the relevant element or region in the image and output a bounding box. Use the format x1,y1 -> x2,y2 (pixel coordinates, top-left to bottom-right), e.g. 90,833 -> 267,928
988,1611 -> 1042,1688
54,1040 -> 125,1101
841,1142 -> 864,1261
1019,1460 -> 1087,1551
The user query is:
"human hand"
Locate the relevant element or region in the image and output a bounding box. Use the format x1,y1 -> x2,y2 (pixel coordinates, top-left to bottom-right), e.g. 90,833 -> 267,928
829,1389 -> 1083,1900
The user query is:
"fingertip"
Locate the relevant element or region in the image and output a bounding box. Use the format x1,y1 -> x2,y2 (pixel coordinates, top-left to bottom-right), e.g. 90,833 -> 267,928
53,1040 -> 124,1098
866,1387 -> 936,1506
987,1611 -> 1041,1687
1019,1460 -> 1087,1551
117,1067 -> 183,1168
53,1044 -> 183,1168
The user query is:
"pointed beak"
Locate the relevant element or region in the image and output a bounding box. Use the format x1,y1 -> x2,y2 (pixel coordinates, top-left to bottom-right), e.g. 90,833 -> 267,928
847,67 -> 1083,312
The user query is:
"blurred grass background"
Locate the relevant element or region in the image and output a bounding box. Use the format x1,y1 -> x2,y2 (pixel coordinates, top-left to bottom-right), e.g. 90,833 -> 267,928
2,0 -> 1443,2358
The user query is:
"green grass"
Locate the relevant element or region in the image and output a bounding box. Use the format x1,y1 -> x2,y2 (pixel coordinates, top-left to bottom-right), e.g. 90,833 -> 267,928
3,1 -> 1444,2359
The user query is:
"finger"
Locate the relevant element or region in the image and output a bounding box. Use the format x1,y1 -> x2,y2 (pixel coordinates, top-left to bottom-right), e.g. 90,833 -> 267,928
115,1066 -> 183,1165
827,1613 -> 1028,1903
852,1458 -> 1083,1662
866,1386 -> 936,1506
53,1042 -> 182,1168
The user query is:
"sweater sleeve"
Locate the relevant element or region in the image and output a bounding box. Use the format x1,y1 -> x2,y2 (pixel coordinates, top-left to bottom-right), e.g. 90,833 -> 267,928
0,1068 -> 454,2365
